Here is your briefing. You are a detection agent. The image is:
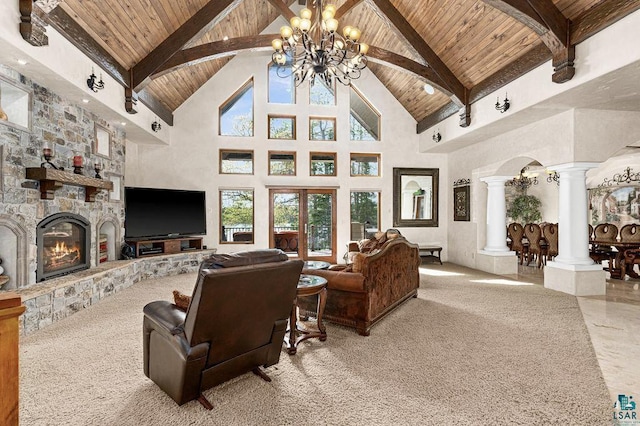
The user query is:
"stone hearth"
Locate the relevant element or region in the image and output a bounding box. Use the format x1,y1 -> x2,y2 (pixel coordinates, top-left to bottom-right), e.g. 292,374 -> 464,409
16,250 -> 216,335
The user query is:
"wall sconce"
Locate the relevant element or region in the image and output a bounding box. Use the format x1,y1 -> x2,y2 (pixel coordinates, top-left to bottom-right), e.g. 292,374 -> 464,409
87,68 -> 104,92
432,130 -> 441,143
546,170 -> 559,185
495,93 -> 510,113
151,118 -> 162,132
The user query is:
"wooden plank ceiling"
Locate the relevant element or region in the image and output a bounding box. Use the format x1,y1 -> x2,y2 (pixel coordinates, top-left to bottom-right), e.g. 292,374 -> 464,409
54,0 -> 619,126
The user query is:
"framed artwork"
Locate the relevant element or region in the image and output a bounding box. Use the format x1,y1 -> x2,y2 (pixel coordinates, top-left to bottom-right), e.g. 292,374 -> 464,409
94,124 -> 112,158
454,185 -> 470,221
106,173 -> 122,202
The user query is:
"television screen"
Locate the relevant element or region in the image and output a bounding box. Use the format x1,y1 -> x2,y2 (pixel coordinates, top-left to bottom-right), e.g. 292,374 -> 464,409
124,187 -> 206,239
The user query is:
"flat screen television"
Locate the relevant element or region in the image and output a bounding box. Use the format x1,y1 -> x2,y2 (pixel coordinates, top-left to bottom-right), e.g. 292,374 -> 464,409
124,187 -> 206,239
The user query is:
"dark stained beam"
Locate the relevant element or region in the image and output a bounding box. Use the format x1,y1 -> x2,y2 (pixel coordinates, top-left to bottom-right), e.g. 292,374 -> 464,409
154,34 -> 277,78
266,0 -> 295,20
44,7 -> 173,125
138,91 -> 173,126
482,0 -> 573,82
369,0 -> 467,105
417,0 -> 640,134
47,7 -> 129,87
571,0 -> 640,45
334,0 -> 364,20
19,0 -> 49,46
131,0 -> 241,91
416,102 -> 460,134
469,43 -> 550,104
151,35 -> 453,98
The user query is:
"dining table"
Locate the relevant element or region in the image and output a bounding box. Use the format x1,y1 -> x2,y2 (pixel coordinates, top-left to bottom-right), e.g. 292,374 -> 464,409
590,240 -> 640,279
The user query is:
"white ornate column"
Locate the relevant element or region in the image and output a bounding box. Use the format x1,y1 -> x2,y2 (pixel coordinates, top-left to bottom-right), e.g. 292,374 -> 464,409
545,162 -> 605,295
477,176 -> 517,275
481,176 -> 512,252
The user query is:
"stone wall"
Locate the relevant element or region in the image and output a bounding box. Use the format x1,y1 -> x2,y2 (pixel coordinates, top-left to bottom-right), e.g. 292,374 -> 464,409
0,64 -> 125,289
16,250 -> 216,335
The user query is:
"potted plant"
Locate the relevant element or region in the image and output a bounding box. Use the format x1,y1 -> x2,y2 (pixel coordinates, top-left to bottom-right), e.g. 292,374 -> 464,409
508,194 -> 542,224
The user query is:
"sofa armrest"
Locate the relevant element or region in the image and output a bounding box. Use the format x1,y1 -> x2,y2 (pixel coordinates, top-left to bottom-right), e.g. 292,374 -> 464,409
301,268 -> 366,293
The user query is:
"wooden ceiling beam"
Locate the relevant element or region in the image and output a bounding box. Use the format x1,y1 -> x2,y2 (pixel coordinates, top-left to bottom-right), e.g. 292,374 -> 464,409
45,7 -> 173,125
482,0 -> 574,83
334,0 -> 364,20
266,0 -> 295,20
416,0 -> 640,134
369,0 -> 467,105
130,0 -> 242,92
151,35 -> 453,98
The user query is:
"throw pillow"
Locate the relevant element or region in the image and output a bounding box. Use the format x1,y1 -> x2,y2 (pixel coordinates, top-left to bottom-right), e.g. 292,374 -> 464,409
173,290 -> 191,311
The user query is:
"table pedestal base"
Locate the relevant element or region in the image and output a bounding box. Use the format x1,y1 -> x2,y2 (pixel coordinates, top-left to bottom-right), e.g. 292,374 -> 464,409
286,287 -> 327,355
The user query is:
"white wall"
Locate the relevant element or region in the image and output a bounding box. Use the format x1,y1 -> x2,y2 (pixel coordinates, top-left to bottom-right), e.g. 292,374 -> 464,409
127,51 -> 448,257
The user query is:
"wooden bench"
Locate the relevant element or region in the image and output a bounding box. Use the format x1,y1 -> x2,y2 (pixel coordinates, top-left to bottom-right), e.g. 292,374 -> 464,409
418,245 -> 442,265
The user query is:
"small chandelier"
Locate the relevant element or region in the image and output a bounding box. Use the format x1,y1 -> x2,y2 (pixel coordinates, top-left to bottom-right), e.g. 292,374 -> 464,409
271,1 -> 368,87
506,166 -> 538,192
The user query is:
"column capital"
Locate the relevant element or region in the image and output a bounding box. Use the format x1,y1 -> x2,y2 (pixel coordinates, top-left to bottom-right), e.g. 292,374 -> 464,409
480,176 -> 512,185
547,162 -> 601,173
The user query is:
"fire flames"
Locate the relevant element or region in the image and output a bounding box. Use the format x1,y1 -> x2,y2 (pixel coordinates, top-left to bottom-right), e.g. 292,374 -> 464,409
44,240 -> 81,270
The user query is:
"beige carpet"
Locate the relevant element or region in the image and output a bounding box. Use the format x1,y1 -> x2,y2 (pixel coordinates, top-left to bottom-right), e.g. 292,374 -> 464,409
20,263 -> 611,425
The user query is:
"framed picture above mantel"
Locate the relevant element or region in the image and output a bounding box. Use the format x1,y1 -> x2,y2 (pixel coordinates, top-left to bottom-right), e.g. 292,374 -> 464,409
94,123 -> 112,159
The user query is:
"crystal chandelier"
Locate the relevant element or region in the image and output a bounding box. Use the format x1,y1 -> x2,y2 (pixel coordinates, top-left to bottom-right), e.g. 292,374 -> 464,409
506,166 -> 539,192
271,1 -> 368,87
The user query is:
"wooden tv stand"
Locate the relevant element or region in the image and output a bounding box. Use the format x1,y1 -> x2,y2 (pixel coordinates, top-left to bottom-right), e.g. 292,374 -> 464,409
126,237 -> 203,258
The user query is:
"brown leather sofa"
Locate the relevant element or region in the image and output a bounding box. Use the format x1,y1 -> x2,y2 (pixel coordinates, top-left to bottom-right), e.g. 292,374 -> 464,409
298,235 -> 420,336
143,249 -> 303,408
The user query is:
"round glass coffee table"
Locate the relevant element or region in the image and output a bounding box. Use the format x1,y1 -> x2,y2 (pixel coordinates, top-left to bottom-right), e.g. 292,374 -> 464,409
286,274 -> 328,355
303,260 -> 331,270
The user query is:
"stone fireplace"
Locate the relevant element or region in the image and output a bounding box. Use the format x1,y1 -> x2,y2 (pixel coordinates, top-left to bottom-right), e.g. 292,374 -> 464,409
36,213 -> 91,281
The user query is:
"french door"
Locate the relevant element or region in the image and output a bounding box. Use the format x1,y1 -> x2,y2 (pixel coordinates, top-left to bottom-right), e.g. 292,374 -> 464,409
269,188 -> 336,263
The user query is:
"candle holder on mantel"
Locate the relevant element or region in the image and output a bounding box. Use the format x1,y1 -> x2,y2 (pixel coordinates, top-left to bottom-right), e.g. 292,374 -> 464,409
40,145 -> 63,170
94,162 -> 103,179
73,155 -> 84,175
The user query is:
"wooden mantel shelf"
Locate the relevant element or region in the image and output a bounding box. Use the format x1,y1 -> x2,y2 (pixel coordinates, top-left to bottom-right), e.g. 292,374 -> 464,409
25,167 -> 113,202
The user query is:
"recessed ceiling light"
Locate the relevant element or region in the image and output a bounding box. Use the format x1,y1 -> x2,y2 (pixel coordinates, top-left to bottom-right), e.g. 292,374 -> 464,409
82,99 -> 89,103
120,122 -> 126,126
223,36 -> 229,41
17,59 -> 28,65
424,83 -> 435,95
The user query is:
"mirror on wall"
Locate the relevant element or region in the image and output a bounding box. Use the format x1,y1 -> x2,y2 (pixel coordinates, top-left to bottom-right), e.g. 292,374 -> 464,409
393,168 -> 439,227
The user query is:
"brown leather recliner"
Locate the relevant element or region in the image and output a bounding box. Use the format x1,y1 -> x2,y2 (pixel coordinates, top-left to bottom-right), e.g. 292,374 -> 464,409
143,249 -> 303,408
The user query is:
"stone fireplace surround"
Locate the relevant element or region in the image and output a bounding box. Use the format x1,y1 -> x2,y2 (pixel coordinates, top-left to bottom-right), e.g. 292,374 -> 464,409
0,65 -> 214,334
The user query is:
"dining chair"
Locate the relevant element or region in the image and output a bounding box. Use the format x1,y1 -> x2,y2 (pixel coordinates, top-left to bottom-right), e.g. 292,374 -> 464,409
507,222 -> 525,264
620,224 -> 640,242
542,223 -> 558,262
523,223 -> 545,268
591,223 -> 619,267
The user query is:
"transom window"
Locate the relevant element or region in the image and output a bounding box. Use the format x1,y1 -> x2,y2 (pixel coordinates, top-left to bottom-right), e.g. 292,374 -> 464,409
219,78 -> 254,137
350,86 -> 380,141
350,153 -> 380,176
269,151 -> 296,175
310,152 -> 336,176
268,115 -> 296,140
220,150 -> 254,174
310,117 -> 336,141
